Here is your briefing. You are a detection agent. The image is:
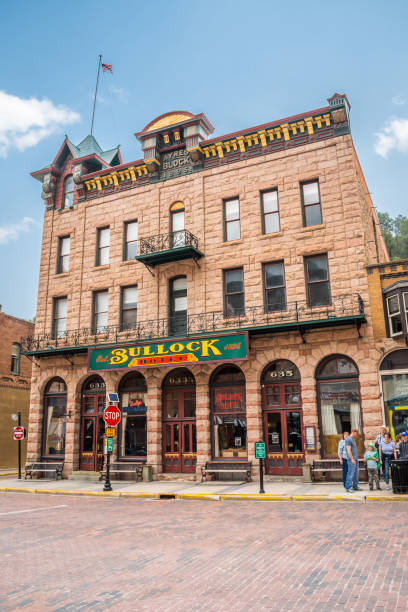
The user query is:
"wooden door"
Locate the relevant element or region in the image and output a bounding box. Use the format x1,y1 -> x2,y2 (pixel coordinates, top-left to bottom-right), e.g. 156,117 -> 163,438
264,410 -> 304,475
163,388 -> 196,473
80,416 -> 105,471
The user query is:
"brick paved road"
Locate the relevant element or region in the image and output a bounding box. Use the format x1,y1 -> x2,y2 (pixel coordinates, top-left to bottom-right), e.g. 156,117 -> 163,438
0,494 -> 407,611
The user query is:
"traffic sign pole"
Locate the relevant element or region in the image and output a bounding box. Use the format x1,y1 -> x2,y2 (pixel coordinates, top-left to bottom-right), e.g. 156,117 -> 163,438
259,457 -> 265,495
103,447 -> 112,492
103,406 -> 120,492
18,411 -> 21,480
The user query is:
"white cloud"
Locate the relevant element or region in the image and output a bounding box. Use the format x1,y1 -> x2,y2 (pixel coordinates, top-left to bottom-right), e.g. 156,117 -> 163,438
0,217 -> 35,245
374,117 -> 408,158
0,91 -> 80,157
392,95 -> 407,106
109,85 -> 129,103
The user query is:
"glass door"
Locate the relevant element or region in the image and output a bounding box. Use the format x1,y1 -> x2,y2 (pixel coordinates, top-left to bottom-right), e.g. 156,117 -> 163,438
264,410 -> 304,475
163,388 -> 196,473
80,416 -> 105,471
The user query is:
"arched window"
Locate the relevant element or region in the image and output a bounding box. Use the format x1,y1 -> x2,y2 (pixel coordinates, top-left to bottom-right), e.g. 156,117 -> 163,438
81,375 -> 106,414
119,372 -> 147,459
62,175 -> 75,209
43,377 -> 67,457
316,355 -> 363,457
380,349 -> 408,439
210,365 -> 246,459
170,201 -> 185,247
169,276 -> 187,336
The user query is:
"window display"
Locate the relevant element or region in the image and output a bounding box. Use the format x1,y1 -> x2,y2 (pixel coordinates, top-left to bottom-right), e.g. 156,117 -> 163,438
43,377 -> 67,456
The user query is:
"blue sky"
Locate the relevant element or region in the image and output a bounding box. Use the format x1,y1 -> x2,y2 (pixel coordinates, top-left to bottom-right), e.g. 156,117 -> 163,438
1,0 -> 408,320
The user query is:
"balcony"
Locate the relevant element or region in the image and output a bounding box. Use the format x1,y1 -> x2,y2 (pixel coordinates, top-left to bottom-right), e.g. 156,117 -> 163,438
21,293 -> 365,356
135,230 -> 204,268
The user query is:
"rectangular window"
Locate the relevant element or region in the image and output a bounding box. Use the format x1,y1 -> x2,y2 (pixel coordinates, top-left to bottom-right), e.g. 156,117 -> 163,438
224,198 -> 240,241
11,343 -> 21,374
387,295 -> 403,336
301,180 -> 322,227
53,297 -> 67,338
96,227 -> 110,266
93,290 -> 108,334
124,221 -> 138,260
224,268 -> 245,316
263,262 -> 286,312
57,236 -> 70,273
261,189 -> 280,234
121,286 -> 138,330
305,254 -> 331,307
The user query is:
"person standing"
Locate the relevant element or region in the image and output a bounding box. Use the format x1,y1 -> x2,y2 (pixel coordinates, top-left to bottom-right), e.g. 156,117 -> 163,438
379,433 -> 397,490
398,431 -> 408,459
345,429 -> 361,492
338,431 -> 350,489
364,442 -> 381,490
375,426 -> 388,479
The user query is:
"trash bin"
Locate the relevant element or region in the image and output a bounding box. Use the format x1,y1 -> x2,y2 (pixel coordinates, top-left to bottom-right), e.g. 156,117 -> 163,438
391,459 -> 408,494
142,465 -> 153,482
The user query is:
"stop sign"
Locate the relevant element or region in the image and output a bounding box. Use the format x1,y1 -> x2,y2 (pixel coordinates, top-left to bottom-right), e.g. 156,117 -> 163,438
103,405 -> 121,427
13,426 -> 25,441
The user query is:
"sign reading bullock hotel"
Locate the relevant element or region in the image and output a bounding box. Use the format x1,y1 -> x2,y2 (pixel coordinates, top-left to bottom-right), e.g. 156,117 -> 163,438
88,333 -> 248,372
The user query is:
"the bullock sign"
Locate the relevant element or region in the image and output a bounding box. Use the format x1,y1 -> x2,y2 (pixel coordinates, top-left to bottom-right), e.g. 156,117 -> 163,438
88,332 -> 248,372
103,406 -> 121,427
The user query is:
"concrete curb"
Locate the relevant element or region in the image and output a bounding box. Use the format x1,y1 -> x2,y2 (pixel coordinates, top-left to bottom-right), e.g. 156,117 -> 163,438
0,472 -> 19,477
1,487 -> 408,502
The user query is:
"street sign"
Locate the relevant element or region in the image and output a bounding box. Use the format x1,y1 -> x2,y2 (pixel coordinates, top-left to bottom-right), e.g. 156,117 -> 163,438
106,438 -> 114,452
105,427 -> 116,438
255,441 -> 266,459
103,405 -> 121,427
107,392 -> 119,403
13,426 -> 26,441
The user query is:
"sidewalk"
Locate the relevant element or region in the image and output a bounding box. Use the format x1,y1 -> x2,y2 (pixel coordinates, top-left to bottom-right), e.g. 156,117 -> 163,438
1,475 -> 407,501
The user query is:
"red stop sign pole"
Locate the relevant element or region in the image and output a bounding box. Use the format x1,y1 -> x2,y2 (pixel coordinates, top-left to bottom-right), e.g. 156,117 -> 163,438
13,412 -> 24,479
103,406 -> 121,492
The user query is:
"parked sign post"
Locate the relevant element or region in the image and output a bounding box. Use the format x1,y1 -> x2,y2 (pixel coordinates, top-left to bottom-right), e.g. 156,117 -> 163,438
13,412 -> 25,480
103,406 -> 121,491
255,441 -> 266,494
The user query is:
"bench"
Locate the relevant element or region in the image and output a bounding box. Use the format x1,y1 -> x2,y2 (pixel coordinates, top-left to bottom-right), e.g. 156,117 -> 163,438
24,462 -> 64,480
201,461 -> 252,482
311,459 -> 367,482
100,462 -> 143,482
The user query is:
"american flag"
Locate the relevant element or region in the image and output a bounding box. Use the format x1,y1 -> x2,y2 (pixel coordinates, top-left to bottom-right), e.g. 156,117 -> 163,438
102,63 -> 113,73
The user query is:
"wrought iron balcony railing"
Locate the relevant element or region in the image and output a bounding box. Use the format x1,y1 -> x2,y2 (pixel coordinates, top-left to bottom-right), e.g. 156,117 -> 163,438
139,229 -> 198,254
21,293 -> 365,354
135,230 -> 204,268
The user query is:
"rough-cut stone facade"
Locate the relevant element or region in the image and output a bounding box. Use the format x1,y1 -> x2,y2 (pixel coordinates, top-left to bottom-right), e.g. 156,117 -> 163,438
26,95 -> 391,479
0,310 -> 34,468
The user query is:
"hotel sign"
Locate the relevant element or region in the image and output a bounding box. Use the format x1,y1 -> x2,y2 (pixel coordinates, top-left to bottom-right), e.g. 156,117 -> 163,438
88,333 -> 248,372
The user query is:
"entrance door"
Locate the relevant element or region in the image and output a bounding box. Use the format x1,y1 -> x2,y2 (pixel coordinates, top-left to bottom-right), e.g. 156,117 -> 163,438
80,416 -> 105,471
163,388 -> 196,473
264,410 -> 304,475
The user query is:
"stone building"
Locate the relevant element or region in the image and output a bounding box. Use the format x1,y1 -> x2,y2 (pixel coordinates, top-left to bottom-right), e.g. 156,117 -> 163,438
0,309 -> 34,468
23,93 -> 391,479
367,258 -> 408,438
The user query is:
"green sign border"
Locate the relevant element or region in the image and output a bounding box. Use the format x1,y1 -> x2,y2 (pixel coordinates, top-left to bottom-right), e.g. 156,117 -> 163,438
88,332 -> 249,372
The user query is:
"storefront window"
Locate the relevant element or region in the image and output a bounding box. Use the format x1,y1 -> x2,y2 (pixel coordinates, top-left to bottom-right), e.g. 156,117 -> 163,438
43,377 -> 67,456
317,356 -> 363,457
211,366 -> 246,458
380,350 -> 408,439
119,372 -> 147,458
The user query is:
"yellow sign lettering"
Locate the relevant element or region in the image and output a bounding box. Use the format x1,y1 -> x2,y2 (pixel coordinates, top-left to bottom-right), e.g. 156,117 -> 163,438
169,343 -> 184,353
129,347 -> 141,357
200,338 -> 222,357
142,345 -> 156,356
156,344 -> 170,355
186,341 -> 200,352
110,348 -> 128,365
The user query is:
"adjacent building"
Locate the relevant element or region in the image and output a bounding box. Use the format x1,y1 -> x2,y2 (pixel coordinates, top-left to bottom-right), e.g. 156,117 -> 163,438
0,309 -> 34,468
23,93 -> 391,479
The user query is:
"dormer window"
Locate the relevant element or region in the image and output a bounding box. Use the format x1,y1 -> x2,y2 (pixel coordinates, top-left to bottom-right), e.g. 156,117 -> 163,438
62,175 -> 74,209
384,285 -> 408,338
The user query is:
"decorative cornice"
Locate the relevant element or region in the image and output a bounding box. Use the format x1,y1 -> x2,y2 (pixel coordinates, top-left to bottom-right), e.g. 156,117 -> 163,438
84,164 -> 149,192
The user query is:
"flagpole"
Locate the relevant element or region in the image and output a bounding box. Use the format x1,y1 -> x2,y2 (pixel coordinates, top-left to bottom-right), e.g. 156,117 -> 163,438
90,54 -> 102,136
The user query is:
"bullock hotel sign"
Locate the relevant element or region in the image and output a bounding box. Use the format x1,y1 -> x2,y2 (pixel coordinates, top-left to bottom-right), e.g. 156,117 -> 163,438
88,333 -> 249,372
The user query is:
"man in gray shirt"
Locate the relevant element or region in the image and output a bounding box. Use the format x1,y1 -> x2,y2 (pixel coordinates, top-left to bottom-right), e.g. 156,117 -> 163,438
345,429 -> 362,492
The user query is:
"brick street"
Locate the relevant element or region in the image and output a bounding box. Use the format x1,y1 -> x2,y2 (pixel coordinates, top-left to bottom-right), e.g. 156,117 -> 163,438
0,494 -> 407,611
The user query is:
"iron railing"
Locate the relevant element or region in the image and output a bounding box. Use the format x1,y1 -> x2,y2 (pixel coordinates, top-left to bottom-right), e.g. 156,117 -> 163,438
21,294 -> 364,353
138,229 -> 199,255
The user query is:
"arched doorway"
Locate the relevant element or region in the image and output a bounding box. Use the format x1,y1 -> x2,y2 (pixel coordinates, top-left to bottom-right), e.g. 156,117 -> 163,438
210,365 -> 247,459
380,349 -> 408,439
80,375 -> 106,471
261,360 -> 303,475
162,368 -> 196,473
316,355 -> 363,457
118,372 -> 147,460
